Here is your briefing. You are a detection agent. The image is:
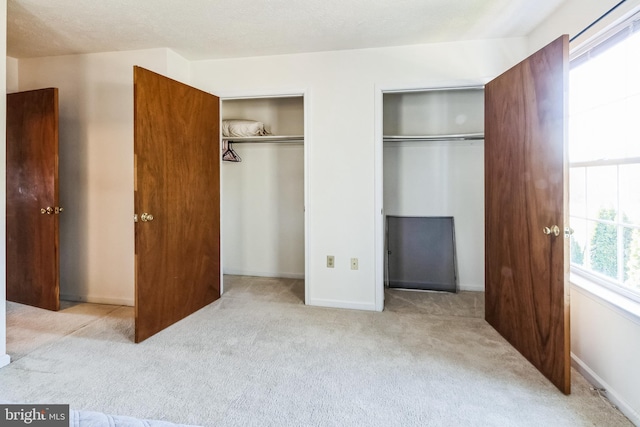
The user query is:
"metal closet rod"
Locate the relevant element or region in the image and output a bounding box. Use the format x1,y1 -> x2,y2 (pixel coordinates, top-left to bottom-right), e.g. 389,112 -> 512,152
384,85 -> 485,94
221,135 -> 304,143
383,133 -> 484,142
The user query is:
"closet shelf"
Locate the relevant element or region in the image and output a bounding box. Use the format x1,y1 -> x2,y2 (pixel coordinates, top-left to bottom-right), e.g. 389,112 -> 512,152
383,133 -> 484,142
222,135 -> 304,143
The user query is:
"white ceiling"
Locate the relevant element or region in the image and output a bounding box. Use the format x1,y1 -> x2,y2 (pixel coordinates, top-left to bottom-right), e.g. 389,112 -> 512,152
8,0 -> 567,61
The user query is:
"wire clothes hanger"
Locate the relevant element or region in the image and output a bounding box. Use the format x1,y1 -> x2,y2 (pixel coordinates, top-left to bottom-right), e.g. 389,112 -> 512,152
222,140 -> 242,162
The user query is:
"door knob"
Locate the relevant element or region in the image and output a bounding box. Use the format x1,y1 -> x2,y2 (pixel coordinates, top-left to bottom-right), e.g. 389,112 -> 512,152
41,207 -> 63,215
140,213 -> 154,222
543,225 -> 560,237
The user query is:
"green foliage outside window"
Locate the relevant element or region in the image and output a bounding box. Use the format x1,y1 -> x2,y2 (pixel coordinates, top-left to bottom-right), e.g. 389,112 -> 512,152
570,235 -> 584,266
586,208 -> 639,288
626,228 -> 640,291
590,208 -> 618,279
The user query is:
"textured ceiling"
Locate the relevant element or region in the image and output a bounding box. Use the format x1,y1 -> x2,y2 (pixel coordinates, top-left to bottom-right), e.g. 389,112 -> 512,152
8,0 -> 567,60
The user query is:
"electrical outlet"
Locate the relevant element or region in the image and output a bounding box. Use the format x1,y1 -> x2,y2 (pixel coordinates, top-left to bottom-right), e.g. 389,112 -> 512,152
351,258 -> 358,270
327,255 -> 335,268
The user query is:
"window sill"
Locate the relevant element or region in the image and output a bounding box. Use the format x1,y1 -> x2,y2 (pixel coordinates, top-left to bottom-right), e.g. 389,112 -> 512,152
570,272 -> 640,326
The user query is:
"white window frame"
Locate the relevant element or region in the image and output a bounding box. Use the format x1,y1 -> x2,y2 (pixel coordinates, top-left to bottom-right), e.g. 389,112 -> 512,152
569,8 -> 640,313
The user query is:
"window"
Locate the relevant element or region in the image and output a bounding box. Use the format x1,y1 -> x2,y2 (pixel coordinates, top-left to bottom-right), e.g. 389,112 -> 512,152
569,13 -> 640,300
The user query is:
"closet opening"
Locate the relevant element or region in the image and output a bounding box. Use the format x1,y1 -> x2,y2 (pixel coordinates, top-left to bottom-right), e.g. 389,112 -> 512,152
220,95 -> 307,304
376,86 -> 485,309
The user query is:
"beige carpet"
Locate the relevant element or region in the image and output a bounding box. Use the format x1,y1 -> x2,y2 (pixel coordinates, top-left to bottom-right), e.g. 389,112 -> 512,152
0,275 -> 632,426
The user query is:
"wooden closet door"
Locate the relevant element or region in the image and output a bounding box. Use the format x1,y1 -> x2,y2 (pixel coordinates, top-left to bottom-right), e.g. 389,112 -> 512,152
134,67 -> 221,343
6,88 -> 60,311
484,35 -> 570,394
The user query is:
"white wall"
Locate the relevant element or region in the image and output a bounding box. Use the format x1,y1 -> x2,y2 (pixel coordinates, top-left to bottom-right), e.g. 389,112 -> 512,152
528,0 -> 640,423
571,281 -> 640,424
18,48 -> 191,306
1,0 -> 10,369
191,38 -> 527,309
6,56 -> 17,92
166,49 -> 191,84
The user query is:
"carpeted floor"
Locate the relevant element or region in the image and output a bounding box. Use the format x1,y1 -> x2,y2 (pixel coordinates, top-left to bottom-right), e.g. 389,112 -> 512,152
0,275 -> 633,426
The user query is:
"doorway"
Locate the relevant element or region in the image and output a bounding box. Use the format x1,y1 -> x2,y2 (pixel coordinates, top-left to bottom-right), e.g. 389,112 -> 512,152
219,93 -> 309,303
374,85 -> 486,310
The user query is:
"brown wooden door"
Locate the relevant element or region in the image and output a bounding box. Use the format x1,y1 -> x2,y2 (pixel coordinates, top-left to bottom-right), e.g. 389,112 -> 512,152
134,67 -> 220,343
6,88 -> 60,311
485,35 -> 570,394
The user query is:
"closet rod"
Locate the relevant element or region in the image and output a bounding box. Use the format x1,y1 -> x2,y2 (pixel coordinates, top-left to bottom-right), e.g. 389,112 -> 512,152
222,135 -> 304,143
383,133 -> 484,142
384,85 -> 485,94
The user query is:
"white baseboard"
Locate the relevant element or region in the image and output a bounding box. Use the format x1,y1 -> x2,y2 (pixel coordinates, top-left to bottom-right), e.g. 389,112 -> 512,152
61,294 -> 134,307
459,283 -> 484,292
572,353 -> 640,426
223,269 -> 305,280
0,354 -> 11,369
307,298 -> 376,311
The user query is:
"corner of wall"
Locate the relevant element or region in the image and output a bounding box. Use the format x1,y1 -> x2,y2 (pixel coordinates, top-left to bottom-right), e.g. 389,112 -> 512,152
165,49 -> 191,85
572,353 -> 640,426
0,354 -> 10,369
526,0 -> 640,54
7,56 -> 19,92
